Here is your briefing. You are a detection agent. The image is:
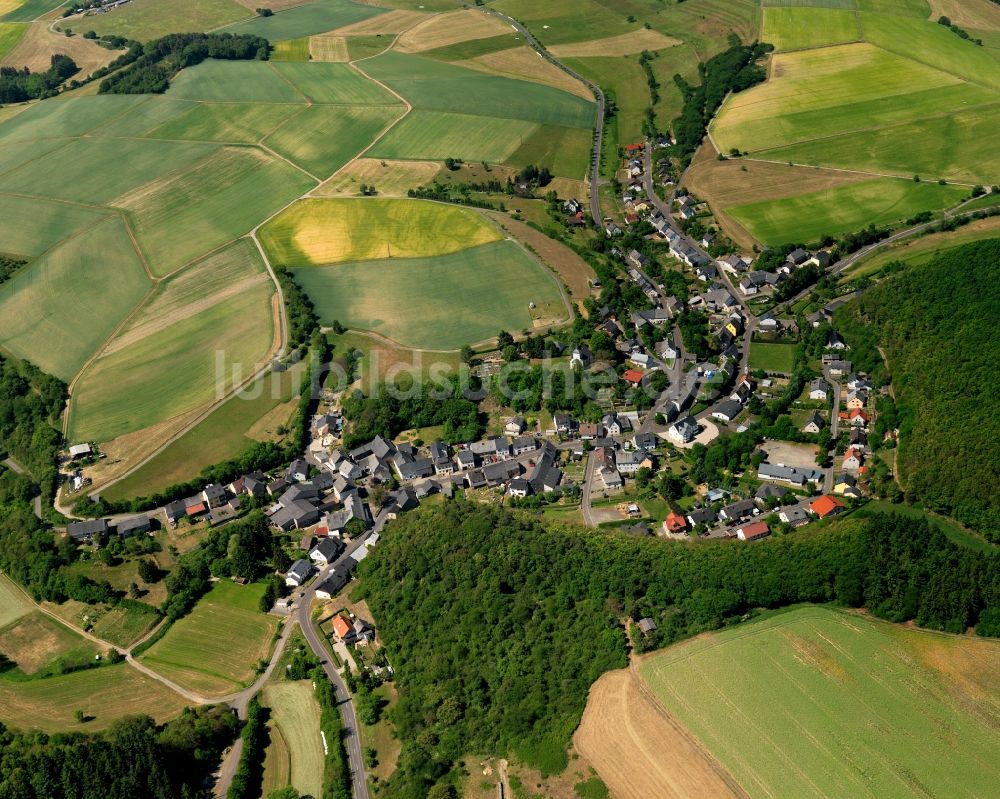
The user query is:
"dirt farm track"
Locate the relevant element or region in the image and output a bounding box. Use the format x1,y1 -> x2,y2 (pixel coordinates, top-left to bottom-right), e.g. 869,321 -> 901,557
573,665 -> 747,799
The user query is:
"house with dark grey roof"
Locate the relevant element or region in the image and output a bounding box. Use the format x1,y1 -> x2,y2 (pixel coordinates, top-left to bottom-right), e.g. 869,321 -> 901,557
116,515 -> 151,539
455,449 -> 475,470
711,400 -> 743,424
67,518 -> 109,543
719,499 -> 757,523
511,435 -> 537,455
201,483 -> 227,508
803,411 -> 825,433
285,559 -> 313,587
508,478 -> 531,498
164,500 -> 187,524
779,506 -> 810,527
686,507 -> 717,527
309,537 -> 344,567
757,463 -> 823,487
668,415 -> 699,444
755,483 -> 789,503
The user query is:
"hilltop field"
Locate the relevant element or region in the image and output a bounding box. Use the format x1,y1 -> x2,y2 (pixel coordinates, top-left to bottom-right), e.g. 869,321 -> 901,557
0,0 -> 597,494
577,606 -> 1000,798
691,0 -> 1000,244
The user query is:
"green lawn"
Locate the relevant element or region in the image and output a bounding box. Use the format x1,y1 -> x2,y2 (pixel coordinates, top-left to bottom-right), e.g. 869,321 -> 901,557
641,606 -> 1000,799
116,146 -> 315,276
762,7 -> 860,51
220,0 -> 384,41
67,279 -> 274,442
853,500 -> 996,553
102,362 -> 306,501
0,216 -> 151,380
140,581 -> 278,696
0,576 -> 32,630
259,197 -> 503,267
361,51 -> 596,128
74,0 -> 251,40
264,104 -> 403,177
505,123 -> 595,180
293,239 -> 567,349
748,341 -> 797,374
271,61 -> 401,105
368,109 -> 538,163
727,178 -> 967,245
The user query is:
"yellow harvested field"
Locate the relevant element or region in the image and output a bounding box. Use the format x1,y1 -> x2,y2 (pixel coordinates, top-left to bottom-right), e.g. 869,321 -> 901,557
574,667 -> 746,799
260,197 -> 502,266
460,46 -> 593,100
315,157 -> 442,196
395,8 -> 510,53
0,0 -> 24,15
928,0 -> 1000,31
548,28 -> 682,58
309,34 -> 349,62
331,7 -> 427,35
2,21 -> 119,75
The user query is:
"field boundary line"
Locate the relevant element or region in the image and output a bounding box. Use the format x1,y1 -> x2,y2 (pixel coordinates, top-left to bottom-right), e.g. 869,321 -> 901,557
257,141 -> 323,182
738,155 -> 977,187
266,60 -> 313,104
0,136 -> 77,180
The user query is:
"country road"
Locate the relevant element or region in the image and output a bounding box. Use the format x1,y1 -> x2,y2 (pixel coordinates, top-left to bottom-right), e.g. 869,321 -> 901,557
477,7 -> 606,225
580,451 -> 598,528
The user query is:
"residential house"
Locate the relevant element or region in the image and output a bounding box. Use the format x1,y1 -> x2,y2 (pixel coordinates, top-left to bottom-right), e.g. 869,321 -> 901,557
615,449 -> 643,475
849,428 -> 868,449
116,515 -> 151,539
755,483 -> 789,503
483,459 -> 521,487
695,264 -> 717,282
833,472 -> 863,499
505,416 -> 526,436
717,253 -> 750,274
842,448 -> 864,471
847,373 -> 872,392
827,359 -> 853,376
826,331 -> 847,350
315,561 -> 354,599
657,339 -> 678,360
271,500 -> 321,532
668,415 -> 699,444
68,443 -> 92,459
455,449 -> 476,471
396,457 -> 435,482
622,369 -> 645,387
736,521 -> 770,541
686,507 -> 717,528
508,478 -> 531,498
711,400 -> 743,424
286,459 -> 309,483
808,251 -> 832,268
599,465 -> 623,490
285,559 -> 313,587
627,249 -> 649,269
779,507 -> 810,527
663,512 -> 687,535
758,317 -> 780,334
602,413 -> 623,437
201,483 -> 227,508
849,408 -> 870,428
633,432 -> 658,451
809,378 -> 831,401
511,435 -> 537,455
309,537 -> 344,567
570,345 -> 592,369
67,518 -> 109,543
845,390 -> 867,410
638,618 -> 658,635
578,422 -> 601,441
810,495 -> 846,519
803,411 -> 826,434
787,248 -> 810,266
429,440 -> 453,475
720,499 -> 757,523
164,500 -> 187,525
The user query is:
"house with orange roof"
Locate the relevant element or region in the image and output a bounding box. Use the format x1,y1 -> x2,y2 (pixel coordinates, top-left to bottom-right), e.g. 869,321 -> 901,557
622,369 -> 645,386
331,615 -> 352,640
842,448 -> 864,471
663,512 -> 688,535
735,521 -> 770,541
810,495 -> 845,519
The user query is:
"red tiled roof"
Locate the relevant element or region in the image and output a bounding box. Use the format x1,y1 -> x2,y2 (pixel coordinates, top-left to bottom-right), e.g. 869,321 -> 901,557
332,616 -> 352,639
622,369 -> 645,385
665,512 -> 687,533
738,521 -> 770,540
186,503 -> 206,516
810,495 -> 845,518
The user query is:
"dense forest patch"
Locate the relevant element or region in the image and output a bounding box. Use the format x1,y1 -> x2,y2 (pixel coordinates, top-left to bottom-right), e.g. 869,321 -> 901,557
358,502 -> 1000,797
837,239 -> 1000,540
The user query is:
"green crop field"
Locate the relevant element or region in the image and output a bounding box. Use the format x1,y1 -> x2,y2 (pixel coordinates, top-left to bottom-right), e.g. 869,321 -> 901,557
271,37 -> 310,61
167,60 -> 305,103
640,606 -> 1000,799
763,0 -> 857,7
0,21 -> 26,57
263,681 -> 325,799
0,576 -> 32,630
0,195 -> 109,259
0,217 -> 150,380
115,146 -> 314,276
146,101 -> 301,144
505,123 -> 594,179
422,33 -> 524,62
260,197 -> 503,267
747,341 -> 797,373
0,94 -> 145,142
361,52 -> 596,128
760,103 -> 1000,185
862,13 -> 1000,91
762,7 -> 860,51
68,280 -> 274,442
89,605 -> 161,649
0,663 -> 190,732
0,138 -> 71,179
271,61 -> 401,105
140,581 -> 278,697
293,239 -> 567,349
102,361 -> 305,501
221,0 -> 384,41
77,0 -> 251,41
857,0 -> 929,14
265,104 -> 403,177
0,136 -> 218,204
727,178 -> 968,244
491,0 -> 637,46
368,109 -> 537,163
0,0 -> 64,23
